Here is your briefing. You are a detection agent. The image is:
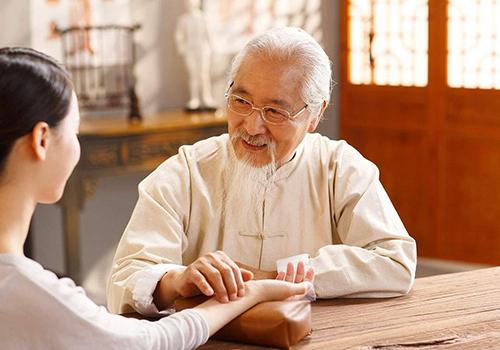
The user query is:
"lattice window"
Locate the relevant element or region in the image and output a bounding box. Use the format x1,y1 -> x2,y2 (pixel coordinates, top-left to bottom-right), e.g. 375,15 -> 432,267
348,0 -> 428,86
448,0 -> 500,89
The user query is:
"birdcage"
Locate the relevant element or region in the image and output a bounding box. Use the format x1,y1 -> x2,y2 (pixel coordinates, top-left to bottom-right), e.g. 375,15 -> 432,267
58,24 -> 141,120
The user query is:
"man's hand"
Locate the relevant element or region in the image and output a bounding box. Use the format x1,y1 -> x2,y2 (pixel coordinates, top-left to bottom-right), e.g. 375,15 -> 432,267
276,261 -> 314,283
235,262 -> 278,280
154,251 -> 253,309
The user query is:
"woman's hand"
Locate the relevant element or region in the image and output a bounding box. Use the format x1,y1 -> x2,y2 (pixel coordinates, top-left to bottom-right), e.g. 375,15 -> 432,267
276,261 -> 314,283
246,265 -> 315,303
193,268 -> 315,336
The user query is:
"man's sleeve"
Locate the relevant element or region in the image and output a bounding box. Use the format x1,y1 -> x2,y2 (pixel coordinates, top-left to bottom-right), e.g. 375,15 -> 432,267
107,149 -> 191,314
311,144 -> 417,298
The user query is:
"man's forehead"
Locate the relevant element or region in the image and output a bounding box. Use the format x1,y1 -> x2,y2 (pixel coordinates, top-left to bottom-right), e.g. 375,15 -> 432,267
232,56 -> 303,110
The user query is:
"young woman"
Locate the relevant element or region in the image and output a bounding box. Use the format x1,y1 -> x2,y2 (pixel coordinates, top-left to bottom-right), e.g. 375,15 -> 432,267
0,47 -> 313,349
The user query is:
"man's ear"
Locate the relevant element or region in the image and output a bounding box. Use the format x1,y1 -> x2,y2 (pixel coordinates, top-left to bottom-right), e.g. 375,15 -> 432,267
307,100 -> 328,132
31,122 -> 51,160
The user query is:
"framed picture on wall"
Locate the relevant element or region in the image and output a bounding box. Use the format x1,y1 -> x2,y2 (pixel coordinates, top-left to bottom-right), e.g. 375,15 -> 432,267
30,0 -> 132,61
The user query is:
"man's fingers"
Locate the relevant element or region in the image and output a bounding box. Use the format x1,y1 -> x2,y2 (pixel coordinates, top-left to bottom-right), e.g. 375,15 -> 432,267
235,262 -> 256,282
285,262 -> 294,282
198,264 -> 229,303
237,268 -> 254,297
189,269 -> 214,296
217,253 -> 248,297
211,258 -> 239,300
219,255 -> 246,298
295,261 -> 305,283
240,268 -> 254,281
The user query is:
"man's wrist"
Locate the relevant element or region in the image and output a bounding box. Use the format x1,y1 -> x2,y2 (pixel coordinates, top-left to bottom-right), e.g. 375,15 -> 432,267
153,269 -> 181,310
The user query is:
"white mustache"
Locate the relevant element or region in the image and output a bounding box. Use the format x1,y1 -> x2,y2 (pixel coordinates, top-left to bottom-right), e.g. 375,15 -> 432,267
231,129 -> 274,147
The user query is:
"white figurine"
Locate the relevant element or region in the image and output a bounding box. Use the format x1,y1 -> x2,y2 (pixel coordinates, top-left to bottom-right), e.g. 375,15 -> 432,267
175,0 -> 216,111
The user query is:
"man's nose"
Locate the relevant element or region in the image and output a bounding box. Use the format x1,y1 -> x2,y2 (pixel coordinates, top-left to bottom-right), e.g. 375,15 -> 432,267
244,109 -> 267,136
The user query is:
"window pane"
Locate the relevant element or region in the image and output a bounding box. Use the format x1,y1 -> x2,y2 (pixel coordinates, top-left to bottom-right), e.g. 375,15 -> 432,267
448,0 -> 500,89
348,0 -> 428,86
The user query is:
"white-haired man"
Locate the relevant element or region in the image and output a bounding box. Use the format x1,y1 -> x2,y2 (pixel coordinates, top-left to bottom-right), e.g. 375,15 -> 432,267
108,27 -> 417,315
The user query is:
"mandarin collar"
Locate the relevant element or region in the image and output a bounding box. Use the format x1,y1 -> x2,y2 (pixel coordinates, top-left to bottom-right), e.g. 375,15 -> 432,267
272,135 -> 306,182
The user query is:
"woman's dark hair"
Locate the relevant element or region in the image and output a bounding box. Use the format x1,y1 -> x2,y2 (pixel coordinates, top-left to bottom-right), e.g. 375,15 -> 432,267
0,47 -> 73,175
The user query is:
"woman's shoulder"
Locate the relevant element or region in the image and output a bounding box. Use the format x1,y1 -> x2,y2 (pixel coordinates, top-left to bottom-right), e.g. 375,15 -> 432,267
0,255 -> 99,316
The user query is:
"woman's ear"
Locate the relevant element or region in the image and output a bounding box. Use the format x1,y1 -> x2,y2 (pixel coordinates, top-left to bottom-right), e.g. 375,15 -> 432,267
30,122 -> 51,160
307,100 -> 328,132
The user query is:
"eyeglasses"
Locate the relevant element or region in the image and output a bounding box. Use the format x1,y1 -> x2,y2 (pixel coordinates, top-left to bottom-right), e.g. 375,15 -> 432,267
225,93 -> 308,125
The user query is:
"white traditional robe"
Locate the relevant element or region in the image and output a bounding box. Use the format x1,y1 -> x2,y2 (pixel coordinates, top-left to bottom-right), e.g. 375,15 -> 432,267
108,133 -> 417,314
0,255 -> 208,350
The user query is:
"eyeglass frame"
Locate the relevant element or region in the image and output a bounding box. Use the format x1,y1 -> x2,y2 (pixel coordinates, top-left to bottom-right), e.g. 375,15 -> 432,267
224,82 -> 308,125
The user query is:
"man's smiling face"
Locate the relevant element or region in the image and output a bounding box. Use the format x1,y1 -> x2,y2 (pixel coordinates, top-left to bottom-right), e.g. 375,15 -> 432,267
227,54 -> 319,168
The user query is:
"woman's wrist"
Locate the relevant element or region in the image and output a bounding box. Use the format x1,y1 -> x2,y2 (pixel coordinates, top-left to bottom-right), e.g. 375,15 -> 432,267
243,280 -> 267,304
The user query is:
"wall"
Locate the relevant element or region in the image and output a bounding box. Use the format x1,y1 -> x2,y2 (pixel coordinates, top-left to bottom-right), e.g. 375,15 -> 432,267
0,1 -> 31,46
0,0 -> 340,302
317,0 -> 340,139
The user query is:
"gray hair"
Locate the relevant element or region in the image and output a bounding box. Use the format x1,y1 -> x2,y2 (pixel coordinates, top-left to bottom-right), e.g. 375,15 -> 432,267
228,27 -> 333,113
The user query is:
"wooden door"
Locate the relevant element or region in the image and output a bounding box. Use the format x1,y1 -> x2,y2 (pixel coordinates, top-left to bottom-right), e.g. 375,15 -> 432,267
340,0 -> 500,265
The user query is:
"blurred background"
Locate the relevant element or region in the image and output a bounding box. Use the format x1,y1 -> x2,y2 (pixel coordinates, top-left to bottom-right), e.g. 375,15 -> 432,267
1,0 -> 498,305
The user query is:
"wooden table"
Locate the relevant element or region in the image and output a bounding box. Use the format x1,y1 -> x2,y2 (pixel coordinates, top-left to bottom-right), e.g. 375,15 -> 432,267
200,267 -> 500,349
60,110 -> 227,282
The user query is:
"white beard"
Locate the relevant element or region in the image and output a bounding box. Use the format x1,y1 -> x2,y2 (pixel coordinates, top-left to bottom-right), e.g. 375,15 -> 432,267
221,131 -> 278,223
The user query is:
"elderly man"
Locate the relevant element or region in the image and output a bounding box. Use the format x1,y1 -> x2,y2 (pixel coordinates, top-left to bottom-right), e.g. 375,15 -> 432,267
107,27 -> 416,315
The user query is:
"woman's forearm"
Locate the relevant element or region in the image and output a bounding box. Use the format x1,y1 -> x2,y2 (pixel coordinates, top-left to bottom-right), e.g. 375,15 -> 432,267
191,279 -> 309,336
192,286 -> 261,335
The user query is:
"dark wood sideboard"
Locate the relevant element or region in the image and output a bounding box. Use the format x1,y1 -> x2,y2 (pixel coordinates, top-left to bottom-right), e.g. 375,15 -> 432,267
60,110 -> 227,282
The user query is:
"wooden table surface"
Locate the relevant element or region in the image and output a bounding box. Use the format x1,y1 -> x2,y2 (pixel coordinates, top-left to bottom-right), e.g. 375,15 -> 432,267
199,267 -> 500,349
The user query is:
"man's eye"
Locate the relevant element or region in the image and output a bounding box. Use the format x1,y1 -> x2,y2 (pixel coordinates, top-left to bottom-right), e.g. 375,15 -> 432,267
234,97 -> 250,106
266,108 -> 287,118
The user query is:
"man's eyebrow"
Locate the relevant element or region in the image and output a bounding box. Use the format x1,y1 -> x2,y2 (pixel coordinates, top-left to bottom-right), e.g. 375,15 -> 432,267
232,86 -> 248,95
267,98 -> 293,111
